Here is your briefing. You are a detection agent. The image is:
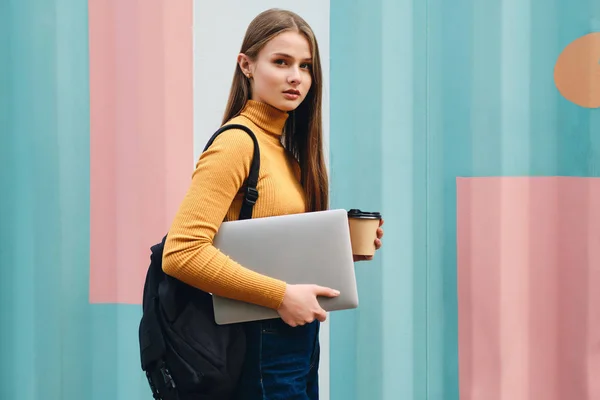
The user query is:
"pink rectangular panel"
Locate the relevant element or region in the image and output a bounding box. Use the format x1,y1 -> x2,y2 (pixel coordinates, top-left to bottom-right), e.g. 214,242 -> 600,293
89,0 -> 193,304
457,177 -> 600,400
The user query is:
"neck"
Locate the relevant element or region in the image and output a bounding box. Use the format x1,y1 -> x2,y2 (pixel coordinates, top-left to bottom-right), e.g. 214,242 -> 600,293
239,100 -> 289,136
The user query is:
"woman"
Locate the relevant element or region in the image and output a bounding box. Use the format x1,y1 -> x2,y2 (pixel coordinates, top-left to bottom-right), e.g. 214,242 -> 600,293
162,8 -> 384,399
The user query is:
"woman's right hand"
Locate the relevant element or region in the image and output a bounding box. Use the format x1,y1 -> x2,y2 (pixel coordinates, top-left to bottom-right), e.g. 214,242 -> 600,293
277,284 -> 340,327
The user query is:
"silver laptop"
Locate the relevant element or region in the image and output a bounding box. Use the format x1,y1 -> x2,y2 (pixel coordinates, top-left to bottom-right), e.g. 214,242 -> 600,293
212,209 -> 359,325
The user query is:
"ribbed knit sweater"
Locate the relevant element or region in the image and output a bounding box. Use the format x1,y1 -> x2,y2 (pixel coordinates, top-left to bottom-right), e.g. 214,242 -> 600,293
162,100 -> 306,310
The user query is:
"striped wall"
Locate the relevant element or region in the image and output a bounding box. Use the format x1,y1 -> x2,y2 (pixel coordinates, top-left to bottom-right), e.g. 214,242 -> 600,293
1,0 -> 599,399
329,0 -> 599,399
457,177 -> 600,400
329,1 -> 429,398
0,1 -> 191,398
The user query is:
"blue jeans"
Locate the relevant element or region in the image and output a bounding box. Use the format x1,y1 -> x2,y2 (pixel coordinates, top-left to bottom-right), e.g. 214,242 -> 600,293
233,318 -> 320,400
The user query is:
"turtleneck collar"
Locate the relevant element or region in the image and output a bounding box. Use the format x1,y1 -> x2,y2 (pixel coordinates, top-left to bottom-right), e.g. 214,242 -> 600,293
239,100 -> 289,136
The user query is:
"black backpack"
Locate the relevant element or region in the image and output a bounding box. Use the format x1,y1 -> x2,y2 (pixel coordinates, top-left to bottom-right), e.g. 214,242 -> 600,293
139,124 -> 261,400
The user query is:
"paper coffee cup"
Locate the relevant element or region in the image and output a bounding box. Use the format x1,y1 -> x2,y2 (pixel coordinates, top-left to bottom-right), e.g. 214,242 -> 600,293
347,209 -> 382,257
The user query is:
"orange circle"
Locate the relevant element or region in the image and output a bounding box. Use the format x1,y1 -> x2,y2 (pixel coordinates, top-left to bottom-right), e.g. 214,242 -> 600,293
554,32 -> 600,109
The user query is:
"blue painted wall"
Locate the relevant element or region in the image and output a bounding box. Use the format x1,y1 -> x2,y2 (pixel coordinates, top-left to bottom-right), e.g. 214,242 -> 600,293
0,2 -> 149,399
329,0 -> 600,399
329,1 -> 428,399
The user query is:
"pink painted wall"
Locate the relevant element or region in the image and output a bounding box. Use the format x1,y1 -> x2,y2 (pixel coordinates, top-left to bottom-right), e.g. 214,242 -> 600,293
457,177 -> 600,400
89,0 -> 193,304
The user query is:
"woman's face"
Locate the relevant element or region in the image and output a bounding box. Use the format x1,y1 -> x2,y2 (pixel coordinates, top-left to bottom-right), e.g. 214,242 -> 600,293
239,31 -> 313,112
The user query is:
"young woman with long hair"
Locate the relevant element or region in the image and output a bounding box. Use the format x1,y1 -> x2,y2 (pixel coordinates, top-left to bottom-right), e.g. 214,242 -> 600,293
162,8 -> 384,399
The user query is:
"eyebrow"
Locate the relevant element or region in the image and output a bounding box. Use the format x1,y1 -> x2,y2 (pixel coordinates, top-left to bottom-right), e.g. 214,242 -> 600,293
272,52 -> 312,62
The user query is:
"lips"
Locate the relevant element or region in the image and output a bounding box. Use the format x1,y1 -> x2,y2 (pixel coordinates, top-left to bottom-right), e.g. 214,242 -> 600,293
283,89 -> 300,95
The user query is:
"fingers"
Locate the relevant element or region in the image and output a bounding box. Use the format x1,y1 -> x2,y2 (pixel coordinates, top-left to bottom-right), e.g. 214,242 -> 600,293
284,319 -> 304,328
375,225 -> 383,250
285,316 -> 325,327
315,309 -> 327,322
379,218 -> 384,227
313,285 -> 340,298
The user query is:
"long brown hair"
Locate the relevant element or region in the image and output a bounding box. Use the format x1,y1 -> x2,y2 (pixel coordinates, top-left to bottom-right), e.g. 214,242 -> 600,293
221,8 -> 328,212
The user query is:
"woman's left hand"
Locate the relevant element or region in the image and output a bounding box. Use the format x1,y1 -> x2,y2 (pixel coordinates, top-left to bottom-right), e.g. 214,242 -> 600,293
353,219 -> 384,262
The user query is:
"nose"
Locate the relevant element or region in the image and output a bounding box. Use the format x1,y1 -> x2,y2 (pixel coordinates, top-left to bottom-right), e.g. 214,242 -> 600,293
287,67 -> 302,85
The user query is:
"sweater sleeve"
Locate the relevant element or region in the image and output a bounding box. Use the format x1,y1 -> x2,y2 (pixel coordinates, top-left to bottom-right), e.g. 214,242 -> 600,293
162,129 -> 287,310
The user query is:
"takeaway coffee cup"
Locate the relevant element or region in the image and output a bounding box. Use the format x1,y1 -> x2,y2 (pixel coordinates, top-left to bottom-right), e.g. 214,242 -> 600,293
347,209 -> 382,257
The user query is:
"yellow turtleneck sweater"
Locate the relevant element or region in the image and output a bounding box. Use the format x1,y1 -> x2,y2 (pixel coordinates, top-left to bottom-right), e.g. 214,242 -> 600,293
162,100 -> 306,310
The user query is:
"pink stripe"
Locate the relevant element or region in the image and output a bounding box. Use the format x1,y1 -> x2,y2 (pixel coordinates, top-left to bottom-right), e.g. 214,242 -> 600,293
457,178 -> 502,400
89,0 -> 193,304
457,177 -> 600,400
89,0 -> 118,304
163,3 -> 194,231
587,181 -> 600,399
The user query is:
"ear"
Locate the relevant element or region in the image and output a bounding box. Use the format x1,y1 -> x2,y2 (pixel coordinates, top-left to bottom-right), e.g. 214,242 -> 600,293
237,53 -> 254,78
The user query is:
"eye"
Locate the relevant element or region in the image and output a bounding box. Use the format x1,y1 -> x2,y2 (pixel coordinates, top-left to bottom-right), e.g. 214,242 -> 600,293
274,59 -> 287,66
300,63 -> 312,70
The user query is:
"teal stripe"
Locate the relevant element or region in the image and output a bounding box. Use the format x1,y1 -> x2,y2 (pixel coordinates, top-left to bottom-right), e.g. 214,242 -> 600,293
330,1 -> 383,399
380,0 -> 429,399
0,2 -> 151,399
90,306 -> 149,400
0,2 -> 13,399
330,0 -> 428,398
0,1 -> 90,398
54,0 -> 94,397
426,0 -> 473,396
1,1 -> 61,397
530,0 -> 559,175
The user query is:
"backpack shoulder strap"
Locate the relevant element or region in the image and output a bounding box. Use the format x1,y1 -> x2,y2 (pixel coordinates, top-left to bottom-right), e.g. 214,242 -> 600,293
203,124 -> 260,221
